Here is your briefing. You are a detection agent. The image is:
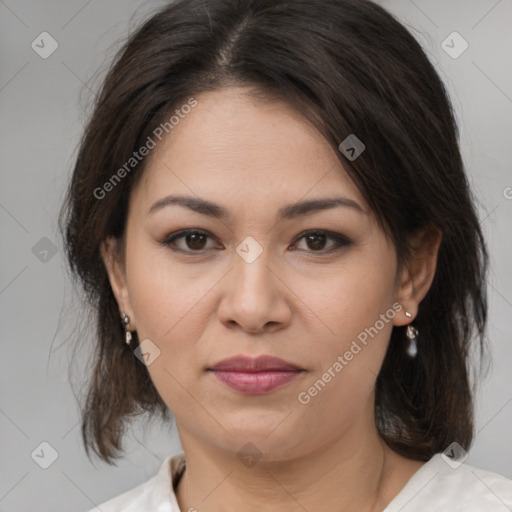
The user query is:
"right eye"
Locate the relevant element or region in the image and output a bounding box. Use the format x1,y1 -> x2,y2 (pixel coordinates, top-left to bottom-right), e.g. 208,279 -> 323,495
161,229 -> 221,254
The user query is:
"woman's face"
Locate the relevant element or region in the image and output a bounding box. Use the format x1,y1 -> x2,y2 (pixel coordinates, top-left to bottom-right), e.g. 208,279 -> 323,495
104,86 -> 416,460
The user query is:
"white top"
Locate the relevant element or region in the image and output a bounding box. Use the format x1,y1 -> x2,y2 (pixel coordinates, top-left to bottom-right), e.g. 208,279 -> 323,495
86,451 -> 512,511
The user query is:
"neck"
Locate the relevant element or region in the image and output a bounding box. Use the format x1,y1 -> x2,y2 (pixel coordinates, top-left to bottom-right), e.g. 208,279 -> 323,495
174,422 -> 416,512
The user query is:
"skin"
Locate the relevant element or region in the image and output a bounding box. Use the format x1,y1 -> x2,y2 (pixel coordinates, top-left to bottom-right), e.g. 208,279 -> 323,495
102,86 -> 442,512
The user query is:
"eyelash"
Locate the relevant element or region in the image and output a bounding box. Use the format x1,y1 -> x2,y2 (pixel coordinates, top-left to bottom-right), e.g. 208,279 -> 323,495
161,229 -> 352,256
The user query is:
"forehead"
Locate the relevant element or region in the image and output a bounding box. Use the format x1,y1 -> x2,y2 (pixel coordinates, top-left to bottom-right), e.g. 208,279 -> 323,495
134,87 -> 366,215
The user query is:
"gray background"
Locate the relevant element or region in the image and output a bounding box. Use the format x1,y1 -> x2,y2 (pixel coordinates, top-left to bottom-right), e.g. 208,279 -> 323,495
0,0 -> 511,510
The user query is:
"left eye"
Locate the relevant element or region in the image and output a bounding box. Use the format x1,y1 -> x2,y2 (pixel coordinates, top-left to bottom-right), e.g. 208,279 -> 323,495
161,229 -> 351,254
292,230 -> 351,253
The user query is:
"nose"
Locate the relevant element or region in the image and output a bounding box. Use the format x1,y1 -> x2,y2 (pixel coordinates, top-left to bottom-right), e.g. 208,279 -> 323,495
217,242 -> 292,334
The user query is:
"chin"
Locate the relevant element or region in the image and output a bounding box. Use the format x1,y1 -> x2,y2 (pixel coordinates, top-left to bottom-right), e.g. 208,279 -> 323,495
208,422 -> 307,462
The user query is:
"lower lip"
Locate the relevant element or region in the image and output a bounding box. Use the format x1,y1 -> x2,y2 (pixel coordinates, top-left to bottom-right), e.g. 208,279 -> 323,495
209,370 -> 303,394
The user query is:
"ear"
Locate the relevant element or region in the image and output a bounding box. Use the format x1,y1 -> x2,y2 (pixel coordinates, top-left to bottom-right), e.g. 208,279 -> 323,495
100,236 -> 136,328
393,225 -> 442,326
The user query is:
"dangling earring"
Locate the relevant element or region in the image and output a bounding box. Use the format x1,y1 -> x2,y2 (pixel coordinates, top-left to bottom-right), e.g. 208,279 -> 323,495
121,312 -> 132,346
404,311 -> 419,357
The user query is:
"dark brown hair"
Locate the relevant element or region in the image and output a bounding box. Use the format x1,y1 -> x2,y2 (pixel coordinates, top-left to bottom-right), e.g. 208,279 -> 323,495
59,0 -> 489,464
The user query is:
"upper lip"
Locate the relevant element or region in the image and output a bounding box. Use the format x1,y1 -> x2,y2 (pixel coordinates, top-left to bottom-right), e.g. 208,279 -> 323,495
208,355 -> 303,372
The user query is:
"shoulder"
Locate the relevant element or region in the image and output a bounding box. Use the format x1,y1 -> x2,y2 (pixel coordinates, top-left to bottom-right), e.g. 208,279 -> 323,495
386,453 -> 512,511
84,451 -> 186,512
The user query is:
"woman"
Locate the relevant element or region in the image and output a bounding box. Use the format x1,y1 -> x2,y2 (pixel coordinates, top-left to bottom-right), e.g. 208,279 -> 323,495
59,0 -> 512,510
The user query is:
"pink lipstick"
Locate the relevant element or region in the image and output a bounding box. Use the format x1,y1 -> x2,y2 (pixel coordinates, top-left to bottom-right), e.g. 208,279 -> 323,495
207,355 -> 304,394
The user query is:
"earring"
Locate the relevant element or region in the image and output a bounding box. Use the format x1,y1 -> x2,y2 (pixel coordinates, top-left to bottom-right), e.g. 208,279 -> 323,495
405,323 -> 419,358
121,312 -> 132,346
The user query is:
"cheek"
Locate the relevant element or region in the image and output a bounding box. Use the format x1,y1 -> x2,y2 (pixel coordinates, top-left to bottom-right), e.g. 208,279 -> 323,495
124,245 -> 208,411
307,250 -> 397,342
299,251 -> 397,405
123,240 -> 221,402
125,239 -> 211,340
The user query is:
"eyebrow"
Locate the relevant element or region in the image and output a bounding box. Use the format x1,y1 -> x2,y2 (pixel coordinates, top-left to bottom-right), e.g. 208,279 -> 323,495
147,194 -> 367,220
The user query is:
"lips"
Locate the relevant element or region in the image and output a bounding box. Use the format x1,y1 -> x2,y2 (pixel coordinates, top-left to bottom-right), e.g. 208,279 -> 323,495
207,355 -> 304,394
208,355 -> 302,372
